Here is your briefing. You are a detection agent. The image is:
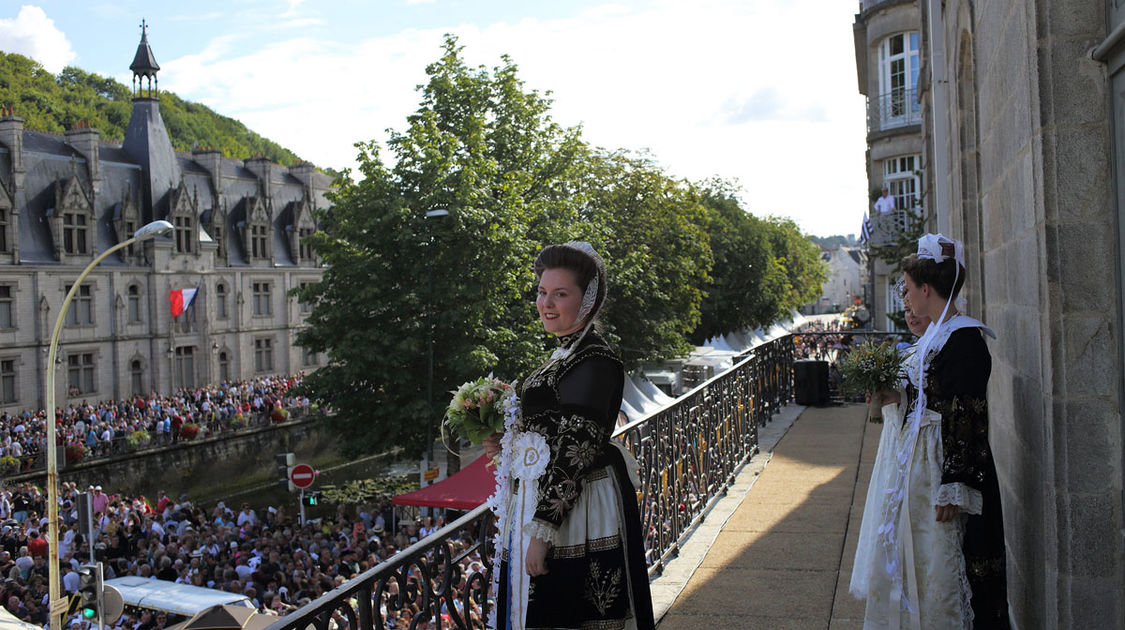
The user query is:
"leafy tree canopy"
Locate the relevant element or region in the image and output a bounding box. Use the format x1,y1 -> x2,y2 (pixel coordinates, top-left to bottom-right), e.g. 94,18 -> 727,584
295,36 -> 824,458
691,182 -> 828,343
0,52 -> 304,164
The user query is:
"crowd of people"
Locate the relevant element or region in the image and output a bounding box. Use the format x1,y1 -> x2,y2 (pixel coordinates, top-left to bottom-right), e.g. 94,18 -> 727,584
0,481 -> 480,630
792,318 -> 853,362
0,375 -> 312,473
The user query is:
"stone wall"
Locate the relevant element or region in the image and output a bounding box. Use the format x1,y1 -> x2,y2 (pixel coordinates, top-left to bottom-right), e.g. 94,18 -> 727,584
10,418 -> 338,499
931,1 -> 1124,627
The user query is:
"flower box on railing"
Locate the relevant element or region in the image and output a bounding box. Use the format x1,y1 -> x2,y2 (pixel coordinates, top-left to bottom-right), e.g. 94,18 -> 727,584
64,443 -> 85,464
180,423 -> 200,440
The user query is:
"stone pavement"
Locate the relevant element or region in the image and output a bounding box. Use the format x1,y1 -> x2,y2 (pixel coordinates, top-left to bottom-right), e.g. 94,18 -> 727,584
651,402 -> 877,630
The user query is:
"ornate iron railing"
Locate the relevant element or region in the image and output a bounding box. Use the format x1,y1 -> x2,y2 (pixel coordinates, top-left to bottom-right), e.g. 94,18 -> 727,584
265,335 -> 798,630
867,87 -> 922,133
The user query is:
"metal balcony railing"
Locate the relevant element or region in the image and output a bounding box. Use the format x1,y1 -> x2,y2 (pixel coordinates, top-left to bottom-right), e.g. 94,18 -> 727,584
264,335 -> 798,630
868,208 -> 922,248
867,88 -> 922,133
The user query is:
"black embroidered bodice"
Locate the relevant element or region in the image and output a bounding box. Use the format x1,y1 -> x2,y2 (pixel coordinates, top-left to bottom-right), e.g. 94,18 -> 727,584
520,331 -> 624,530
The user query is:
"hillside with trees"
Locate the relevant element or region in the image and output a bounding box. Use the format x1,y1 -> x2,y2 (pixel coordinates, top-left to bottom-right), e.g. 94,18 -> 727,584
0,51 -> 304,164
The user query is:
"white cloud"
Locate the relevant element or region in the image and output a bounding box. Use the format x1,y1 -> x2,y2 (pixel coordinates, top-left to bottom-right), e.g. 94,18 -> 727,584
160,0 -> 867,236
0,5 -> 77,73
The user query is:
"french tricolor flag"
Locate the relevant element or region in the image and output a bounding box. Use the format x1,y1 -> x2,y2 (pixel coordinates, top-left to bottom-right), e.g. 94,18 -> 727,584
169,287 -> 199,317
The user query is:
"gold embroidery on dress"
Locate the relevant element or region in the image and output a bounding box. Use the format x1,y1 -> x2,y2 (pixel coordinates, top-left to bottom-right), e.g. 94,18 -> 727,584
583,560 -> 623,615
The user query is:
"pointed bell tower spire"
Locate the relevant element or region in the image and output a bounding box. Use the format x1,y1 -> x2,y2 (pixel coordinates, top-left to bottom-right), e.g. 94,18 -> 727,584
130,19 -> 161,99
122,20 -> 180,223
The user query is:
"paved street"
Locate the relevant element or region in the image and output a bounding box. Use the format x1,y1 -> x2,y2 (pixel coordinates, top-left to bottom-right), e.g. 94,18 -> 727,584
651,403 -> 875,630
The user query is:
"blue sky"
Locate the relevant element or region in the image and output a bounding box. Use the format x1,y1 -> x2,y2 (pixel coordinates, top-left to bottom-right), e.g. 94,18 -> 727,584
1,1 -> 868,237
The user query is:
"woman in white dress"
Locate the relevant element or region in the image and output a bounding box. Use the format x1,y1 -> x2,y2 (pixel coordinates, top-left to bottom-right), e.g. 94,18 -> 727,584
852,234 -> 1009,629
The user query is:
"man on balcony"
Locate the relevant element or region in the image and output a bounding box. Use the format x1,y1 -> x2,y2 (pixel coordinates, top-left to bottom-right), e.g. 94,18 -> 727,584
874,185 -> 896,215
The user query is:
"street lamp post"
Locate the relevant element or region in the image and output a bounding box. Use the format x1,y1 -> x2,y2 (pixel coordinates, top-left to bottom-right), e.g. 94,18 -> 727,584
45,220 -> 172,630
423,209 -> 448,478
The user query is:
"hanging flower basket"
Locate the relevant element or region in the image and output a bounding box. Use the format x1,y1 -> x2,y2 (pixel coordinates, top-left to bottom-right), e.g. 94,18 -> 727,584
64,443 -> 86,463
125,430 -> 151,452
270,407 -> 289,423
180,423 -> 200,441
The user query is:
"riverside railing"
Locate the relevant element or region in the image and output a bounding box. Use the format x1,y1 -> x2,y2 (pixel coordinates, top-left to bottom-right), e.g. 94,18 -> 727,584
265,335 -> 798,630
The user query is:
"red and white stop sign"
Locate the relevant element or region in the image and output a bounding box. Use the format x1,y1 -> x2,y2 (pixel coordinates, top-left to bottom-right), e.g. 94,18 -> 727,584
290,464 -> 316,489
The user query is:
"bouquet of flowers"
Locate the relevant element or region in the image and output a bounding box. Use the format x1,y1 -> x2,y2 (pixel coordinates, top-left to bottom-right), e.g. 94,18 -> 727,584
443,377 -> 515,444
839,339 -> 905,422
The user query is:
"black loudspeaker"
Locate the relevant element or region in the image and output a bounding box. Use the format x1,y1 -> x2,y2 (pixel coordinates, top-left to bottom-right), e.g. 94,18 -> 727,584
793,360 -> 829,406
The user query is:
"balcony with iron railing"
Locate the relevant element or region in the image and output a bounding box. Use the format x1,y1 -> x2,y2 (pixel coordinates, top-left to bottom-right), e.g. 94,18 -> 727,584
868,206 -> 923,249
260,331 -> 908,630
866,87 -> 922,135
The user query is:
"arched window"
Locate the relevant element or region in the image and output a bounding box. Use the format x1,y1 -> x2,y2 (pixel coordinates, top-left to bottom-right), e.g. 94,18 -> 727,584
130,359 -> 144,395
877,32 -> 921,128
216,283 -> 228,320
127,284 -> 142,323
218,351 -> 231,382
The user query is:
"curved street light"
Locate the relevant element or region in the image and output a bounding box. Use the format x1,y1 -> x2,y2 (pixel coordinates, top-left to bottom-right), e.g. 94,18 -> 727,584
46,219 -> 172,630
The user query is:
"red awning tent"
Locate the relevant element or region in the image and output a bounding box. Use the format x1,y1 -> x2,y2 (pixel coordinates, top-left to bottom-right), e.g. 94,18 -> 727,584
392,454 -> 497,510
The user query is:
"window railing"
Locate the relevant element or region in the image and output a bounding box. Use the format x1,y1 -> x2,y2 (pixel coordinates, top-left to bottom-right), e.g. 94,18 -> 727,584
867,87 -> 922,133
264,335 -> 797,630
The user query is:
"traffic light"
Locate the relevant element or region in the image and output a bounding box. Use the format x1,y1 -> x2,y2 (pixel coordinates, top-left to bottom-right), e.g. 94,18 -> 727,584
68,564 -> 100,620
303,491 -> 321,507
276,452 -> 295,492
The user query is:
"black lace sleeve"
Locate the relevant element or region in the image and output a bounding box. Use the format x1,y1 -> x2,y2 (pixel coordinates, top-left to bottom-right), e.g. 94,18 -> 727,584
929,328 -> 992,491
532,355 -> 623,529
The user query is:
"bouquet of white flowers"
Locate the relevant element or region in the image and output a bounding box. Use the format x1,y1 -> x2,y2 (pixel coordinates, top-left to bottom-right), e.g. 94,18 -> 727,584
443,377 -> 515,444
839,340 -> 904,422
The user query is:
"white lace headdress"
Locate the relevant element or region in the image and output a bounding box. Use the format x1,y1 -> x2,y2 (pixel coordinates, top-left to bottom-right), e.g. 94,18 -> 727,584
878,233 -> 966,617
548,241 -> 607,361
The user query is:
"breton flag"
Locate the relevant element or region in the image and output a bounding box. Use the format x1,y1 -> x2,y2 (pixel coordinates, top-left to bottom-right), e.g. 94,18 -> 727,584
169,288 -> 199,317
860,212 -> 872,246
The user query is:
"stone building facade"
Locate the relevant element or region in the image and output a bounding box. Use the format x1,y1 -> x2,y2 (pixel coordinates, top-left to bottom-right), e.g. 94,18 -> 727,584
853,0 -> 925,331
860,0 -> 1125,626
809,246 -> 866,315
0,27 -> 331,413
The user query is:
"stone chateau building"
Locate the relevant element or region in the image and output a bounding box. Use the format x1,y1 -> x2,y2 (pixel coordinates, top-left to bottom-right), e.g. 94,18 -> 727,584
856,0 -> 1124,627
0,26 -> 331,413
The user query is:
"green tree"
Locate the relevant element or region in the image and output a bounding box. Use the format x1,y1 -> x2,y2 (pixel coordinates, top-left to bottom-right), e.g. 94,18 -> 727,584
692,183 -> 790,343
295,36 -> 587,457
579,151 -> 712,366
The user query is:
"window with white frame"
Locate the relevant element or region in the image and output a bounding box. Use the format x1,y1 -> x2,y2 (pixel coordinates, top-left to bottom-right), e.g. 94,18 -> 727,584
878,32 -> 921,125
883,155 -> 921,213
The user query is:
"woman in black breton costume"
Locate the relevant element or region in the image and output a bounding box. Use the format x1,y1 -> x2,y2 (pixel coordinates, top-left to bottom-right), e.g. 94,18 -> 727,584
860,234 -> 1008,629
485,242 -> 655,630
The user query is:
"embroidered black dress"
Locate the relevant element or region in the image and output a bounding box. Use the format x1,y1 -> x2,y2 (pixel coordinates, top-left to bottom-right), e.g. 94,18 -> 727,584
911,327 -> 1009,628
497,330 -> 655,630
